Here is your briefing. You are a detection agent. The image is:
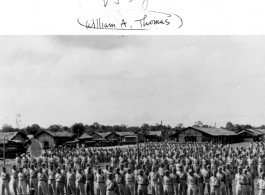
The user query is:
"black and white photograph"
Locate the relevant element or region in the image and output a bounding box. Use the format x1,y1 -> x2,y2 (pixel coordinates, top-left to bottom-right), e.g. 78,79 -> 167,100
1,36 -> 265,195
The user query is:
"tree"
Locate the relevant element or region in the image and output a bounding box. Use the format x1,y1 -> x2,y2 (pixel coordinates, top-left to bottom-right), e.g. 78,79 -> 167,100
30,124 -> 41,135
2,125 -> 16,132
141,123 -> 150,141
244,124 -> 253,129
226,122 -> 234,130
48,125 -> 62,132
193,121 -> 203,127
260,125 -> 265,129
71,123 -> 85,138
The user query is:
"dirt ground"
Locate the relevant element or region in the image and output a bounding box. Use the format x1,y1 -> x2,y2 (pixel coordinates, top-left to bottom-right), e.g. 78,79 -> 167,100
0,142 -> 258,195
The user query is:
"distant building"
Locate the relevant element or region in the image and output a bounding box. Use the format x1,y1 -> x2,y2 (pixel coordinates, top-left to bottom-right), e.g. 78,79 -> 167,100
145,131 -> 162,142
0,131 -> 29,143
169,127 -> 236,143
34,130 -> 74,149
235,129 -> 264,142
90,132 -> 113,139
78,133 -> 93,144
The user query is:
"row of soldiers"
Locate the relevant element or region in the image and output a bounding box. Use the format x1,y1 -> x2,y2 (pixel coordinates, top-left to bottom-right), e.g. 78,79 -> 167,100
2,141 -> 265,195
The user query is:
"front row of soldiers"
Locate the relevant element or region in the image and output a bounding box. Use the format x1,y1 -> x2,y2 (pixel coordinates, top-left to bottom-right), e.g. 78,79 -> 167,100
2,161 -> 265,195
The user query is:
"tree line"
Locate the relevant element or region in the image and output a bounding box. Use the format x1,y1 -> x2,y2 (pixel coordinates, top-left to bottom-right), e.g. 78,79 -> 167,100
2,121 -> 265,138
1,122 -> 184,138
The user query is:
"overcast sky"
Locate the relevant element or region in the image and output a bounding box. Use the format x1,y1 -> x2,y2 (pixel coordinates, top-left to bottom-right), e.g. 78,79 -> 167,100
0,36 -> 265,128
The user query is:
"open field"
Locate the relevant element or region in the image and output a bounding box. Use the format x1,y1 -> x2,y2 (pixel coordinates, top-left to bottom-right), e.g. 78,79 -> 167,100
0,142 -> 257,195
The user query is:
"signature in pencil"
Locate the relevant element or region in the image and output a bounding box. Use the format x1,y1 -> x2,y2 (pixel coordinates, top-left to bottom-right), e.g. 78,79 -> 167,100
77,10 -> 183,30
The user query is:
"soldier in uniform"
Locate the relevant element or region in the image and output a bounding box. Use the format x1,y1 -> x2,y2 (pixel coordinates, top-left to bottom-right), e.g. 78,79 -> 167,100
115,168 -> 125,195
61,164 -> 68,195
48,165 -> 56,195
85,165 -> 94,195
56,168 -> 65,195
216,167 -> 226,195
125,168 -> 135,195
23,164 -> 30,193
95,168 -> 106,195
18,167 -> 27,195
12,165 -> 19,195
106,173 -> 116,195
235,167 -> 247,195
29,164 -> 38,195
210,169 -> 221,195
16,154 -> 22,169
187,169 -> 197,195
74,155 -> 81,170
170,168 -> 179,195
194,168 -> 203,195
177,165 -> 187,195
148,166 -> 159,195
67,167 -> 76,195
76,168 -> 86,195
137,170 -> 148,195
257,172 -> 265,195
38,167 -> 49,195
163,170 -> 174,195
22,154 -> 28,168
1,167 -> 11,195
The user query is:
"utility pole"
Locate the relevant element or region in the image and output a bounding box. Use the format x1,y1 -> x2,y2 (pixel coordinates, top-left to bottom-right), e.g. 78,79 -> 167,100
3,138 -> 5,167
136,133 -> 139,164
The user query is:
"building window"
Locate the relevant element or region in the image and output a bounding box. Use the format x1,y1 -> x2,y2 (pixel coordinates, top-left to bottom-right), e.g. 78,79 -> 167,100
44,141 -> 49,148
184,136 -> 196,142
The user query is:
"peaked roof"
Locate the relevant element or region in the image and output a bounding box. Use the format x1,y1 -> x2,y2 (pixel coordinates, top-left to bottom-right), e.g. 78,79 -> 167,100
27,135 -> 34,139
170,127 -> 236,137
94,132 -> 112,138
253,129 -> 265,134
115,132 -> 135,137
148,131 -> 162,137
0,131 -> 28,142
236,129 -> 264,136
78,133 -> 93,139
36,130 -> 74,138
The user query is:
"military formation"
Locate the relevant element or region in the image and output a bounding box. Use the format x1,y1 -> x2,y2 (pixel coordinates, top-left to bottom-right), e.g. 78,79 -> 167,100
1,141 -> 265,195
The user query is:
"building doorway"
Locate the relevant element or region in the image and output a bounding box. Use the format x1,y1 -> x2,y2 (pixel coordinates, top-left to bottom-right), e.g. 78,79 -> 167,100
184,136 -> 196,142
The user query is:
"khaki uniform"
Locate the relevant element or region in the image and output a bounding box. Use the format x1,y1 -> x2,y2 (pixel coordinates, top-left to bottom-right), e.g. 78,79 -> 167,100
163,175 -> 174,195
137,175 -> 148,195
18,172 -> 27,195
235,173 -> 247,195
1,172 -> 11,195
95,173 -> 106,195
125,173 -> 135,195
187,175 -> 197,195
76,172 -> 86,195
12,169 -> 19,195
30,169 -> 38,195
85,169 -> 94,195
56,173 -> 65,195
148,172 -> 159,195
210,176 -> 221,195
67,172 -> 76,195
106,179 -> 115,195
48,169 -> 56,195
178,171 -> 187,195
115,174 -> 125,195
38,172 -> 48,195
170,173 -> 179,195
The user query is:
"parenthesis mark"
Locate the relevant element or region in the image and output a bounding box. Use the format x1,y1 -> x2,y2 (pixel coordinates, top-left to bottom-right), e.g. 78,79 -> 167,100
176,15 -> 183,28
